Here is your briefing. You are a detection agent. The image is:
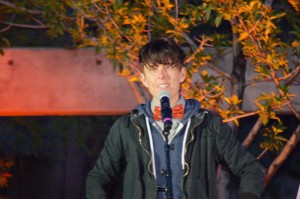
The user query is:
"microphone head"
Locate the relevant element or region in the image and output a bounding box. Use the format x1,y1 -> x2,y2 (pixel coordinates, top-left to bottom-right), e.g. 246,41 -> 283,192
158,91 -> 170,100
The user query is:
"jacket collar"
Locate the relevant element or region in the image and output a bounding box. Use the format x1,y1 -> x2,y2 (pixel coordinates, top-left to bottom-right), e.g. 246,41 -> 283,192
130,104 -> 209,131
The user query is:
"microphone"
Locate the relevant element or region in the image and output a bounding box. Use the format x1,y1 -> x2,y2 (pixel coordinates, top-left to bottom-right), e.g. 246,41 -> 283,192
159,91 -> 172,131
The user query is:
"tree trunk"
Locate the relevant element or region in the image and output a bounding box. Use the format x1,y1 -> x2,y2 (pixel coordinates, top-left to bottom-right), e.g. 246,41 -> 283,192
216,25 -> 247,199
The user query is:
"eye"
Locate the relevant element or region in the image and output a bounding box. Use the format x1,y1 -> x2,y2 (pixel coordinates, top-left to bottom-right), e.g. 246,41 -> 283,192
149,67 -> 158,71
166,64 -> 176,69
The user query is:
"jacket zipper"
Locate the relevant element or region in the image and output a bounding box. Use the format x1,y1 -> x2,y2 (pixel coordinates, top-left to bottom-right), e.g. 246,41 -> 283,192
132,118 -> 156,179
181,111 -> 208,199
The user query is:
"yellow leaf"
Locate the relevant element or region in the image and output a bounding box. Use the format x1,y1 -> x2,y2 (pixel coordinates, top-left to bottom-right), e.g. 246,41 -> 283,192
277,137 -> 288,142
119,68 -> 132,76
270,12 -> 286,20
166,30 -> 177,34
292,41 -> 300,47
122,18 -> 130,25
231,95 -> 239,105
223,13 -> 232,21
180,22 -> 189,29
249,1 -> 257,10
223,97 -> 231,104
233,119 -> 239,126
259,113 -> 269,125
266,54 -> 272,62
232,25 -> 238,34
238,32 -> 249,41
288,0 -> 300,12
129,76 -> 140,82
201,70 -> 208,76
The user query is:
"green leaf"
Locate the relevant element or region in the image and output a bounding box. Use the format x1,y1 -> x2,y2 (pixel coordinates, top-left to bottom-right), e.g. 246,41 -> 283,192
205,5 -> 212,22
215,14 -> 223,28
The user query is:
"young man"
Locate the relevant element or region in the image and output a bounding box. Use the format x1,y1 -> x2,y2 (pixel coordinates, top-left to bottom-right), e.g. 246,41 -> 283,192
86,37 -> 264,199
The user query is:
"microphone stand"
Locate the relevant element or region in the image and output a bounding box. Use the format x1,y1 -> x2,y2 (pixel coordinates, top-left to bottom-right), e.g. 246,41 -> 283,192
162,127 -> 174,199
159,92 -> 174,199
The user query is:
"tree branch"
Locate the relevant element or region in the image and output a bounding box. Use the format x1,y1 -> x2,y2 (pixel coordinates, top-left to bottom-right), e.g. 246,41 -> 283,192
257,148 -> 269,160
0,23 -> 12,33
184,35 -> 210,63
0,20 -> 48,29
287,103 -> 300,120
264,123 -> 300,187
182,32 -> 197,49
223,111 -> 259,123
243,119 -> 263,148
206,62 -> 233,81
245,66 -> 300,86
285,65 -> 300,85
0,0 -> 42,15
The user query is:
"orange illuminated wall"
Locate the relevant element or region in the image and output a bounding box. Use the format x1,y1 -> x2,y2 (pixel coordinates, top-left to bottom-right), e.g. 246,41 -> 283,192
0,48 -> 138,116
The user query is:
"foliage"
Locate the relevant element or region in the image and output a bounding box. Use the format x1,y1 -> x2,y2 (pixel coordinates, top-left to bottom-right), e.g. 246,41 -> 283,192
260,122 -> 288,154
0,0 -> 300,191
0,157 -> 13,188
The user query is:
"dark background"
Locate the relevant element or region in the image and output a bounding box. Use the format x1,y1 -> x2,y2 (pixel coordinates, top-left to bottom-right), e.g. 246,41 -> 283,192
0,114 -> 299,199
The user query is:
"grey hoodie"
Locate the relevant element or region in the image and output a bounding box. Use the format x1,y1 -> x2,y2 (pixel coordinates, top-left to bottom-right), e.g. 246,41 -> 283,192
135,98 -> 201,199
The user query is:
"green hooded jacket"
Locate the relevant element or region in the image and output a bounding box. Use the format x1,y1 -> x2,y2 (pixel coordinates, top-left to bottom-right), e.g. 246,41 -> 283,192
86,107 -> 264,199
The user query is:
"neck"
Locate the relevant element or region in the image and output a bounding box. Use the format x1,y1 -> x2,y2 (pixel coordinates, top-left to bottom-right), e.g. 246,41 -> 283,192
151,95 -> 185,111
170,96 -> 180,107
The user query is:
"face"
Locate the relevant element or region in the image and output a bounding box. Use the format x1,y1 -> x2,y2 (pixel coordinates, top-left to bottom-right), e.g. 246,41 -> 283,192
140,64 -> 186,106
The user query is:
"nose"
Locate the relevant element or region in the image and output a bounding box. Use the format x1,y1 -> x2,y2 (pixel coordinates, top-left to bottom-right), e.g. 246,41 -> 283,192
158,66 -> 168,79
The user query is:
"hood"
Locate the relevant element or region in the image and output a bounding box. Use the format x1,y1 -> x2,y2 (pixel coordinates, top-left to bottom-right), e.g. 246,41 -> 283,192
182,99 -> 201,123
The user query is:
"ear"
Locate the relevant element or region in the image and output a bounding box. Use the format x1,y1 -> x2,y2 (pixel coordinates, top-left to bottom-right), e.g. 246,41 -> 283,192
140,72 -> 149,88
179,67 -> 187,83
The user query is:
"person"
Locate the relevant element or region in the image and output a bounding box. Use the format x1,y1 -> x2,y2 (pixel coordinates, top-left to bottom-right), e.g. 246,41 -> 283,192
86,37 -> 264,199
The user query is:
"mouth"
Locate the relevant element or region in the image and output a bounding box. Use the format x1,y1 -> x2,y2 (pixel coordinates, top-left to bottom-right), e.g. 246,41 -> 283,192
158,84 -> 169,89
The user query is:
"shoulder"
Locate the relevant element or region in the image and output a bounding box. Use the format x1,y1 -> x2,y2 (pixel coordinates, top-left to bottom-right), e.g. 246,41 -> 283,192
196,109 -> 232,138
111,113 -> 132,130
195,108 -> 222,126
111,108 -> 146,130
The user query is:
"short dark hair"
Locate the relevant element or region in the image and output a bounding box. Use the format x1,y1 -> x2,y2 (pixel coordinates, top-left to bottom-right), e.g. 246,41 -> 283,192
138,37 -> 185,69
